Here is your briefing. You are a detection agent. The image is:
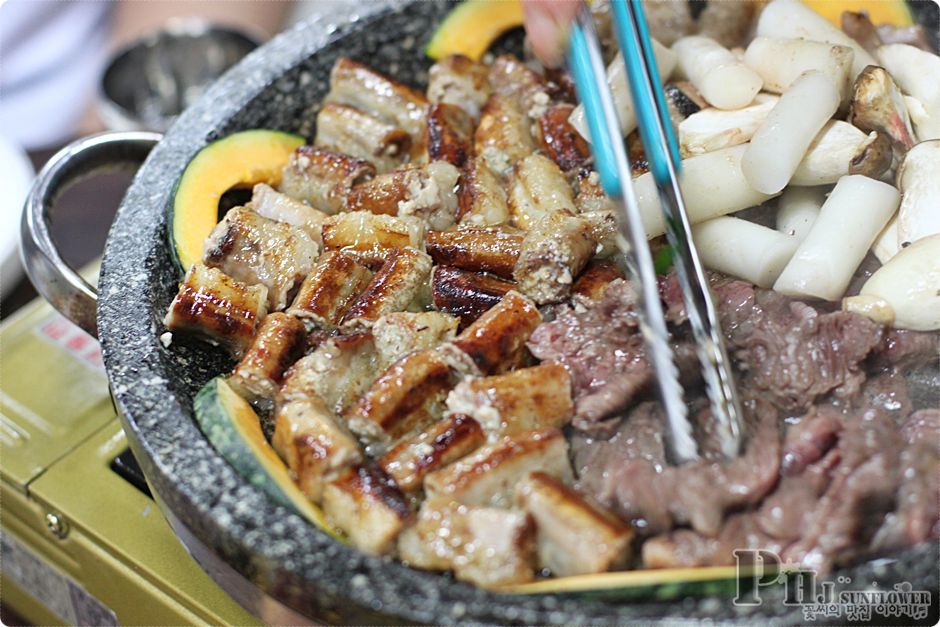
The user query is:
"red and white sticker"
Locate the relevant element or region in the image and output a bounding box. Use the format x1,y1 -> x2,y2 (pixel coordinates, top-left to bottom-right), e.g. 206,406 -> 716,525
36,314 -> 105,372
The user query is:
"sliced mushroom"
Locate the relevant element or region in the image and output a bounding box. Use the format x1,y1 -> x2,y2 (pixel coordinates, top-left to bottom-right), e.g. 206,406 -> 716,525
876,44 -> 940,141
844,234 -> 940,331
679,94 -> 778,155
790,120 -> 890,186
896,140 -> 940,248
848,65 -> 916,158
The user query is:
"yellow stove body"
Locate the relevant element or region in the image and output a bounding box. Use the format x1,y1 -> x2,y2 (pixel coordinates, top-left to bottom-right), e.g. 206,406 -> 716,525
1,294 -> 259,626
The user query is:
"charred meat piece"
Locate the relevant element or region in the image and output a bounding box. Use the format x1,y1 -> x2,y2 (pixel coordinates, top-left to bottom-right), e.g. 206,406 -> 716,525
340,247 -> 433,327
279,145 -> 375,214
272,395 -> 362,502
315,103 -> 411,173
457,156 -> 511,226
426,228 -> 522,279
250,183 -> 329,247
424,428 -> 573,508
379,414 -> 485,492
398,500 -> 537,587
572,259 -> 625,305
164,264 -> 268,357
286,252 -> 373,330
345,348 -> 454,450
228,312 -> 307,408
279,331 -> 379,415
321,212 -> 425,265
427,54 -> 491,121
508,154 -> 577,230
474,94 -> 536,179
516,472 -> 633,577
449,290 -> 542,375
427,103 -> 475,168
322,463 -> 413,555
372,311 -> 458,366
513,210 -> 596,305
537,103 -> 591,172
325,57 -> 428,159
432,266 -> 516,328
445,363 -> 574,441
203,206 -> 318,311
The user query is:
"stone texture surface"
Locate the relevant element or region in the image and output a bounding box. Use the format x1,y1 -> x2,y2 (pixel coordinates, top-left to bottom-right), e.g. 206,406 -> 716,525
97,1 -> 938,624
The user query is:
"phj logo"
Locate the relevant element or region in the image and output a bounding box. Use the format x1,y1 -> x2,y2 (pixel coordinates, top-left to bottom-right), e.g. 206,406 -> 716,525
733,549 -> 934,623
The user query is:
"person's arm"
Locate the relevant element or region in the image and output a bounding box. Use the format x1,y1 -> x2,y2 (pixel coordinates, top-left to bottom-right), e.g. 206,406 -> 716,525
110,0 -> 289,49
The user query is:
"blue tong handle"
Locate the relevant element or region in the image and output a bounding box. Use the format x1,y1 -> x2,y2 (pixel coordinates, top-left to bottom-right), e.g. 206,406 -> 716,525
568,0 -> 681,191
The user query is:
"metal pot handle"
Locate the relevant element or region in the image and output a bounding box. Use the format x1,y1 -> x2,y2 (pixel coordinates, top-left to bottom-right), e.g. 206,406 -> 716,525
20,131 -> 162,337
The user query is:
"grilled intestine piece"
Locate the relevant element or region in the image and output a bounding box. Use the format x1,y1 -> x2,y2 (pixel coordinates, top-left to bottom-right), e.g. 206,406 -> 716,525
272,395 -> 362,502
322,464 -> 413,555
513,210 -> 596,305
315,103 -> 411,174
345,162 -> 460,231
425,228 -> 521,279
228,313 -> 307,409
474,94 -> 536,179
279,331 -> 379,415
427,103 -> 474,168
372,311 -> 458,366
250,183 -> 328,247
575,169 -> 615,214
203,207 -> 318,311
340,248 -> 434,327
447,290 -> 541,375
346,349 -> 454,450
572,259 -> 625,304
488,54 -> 550,120
286,252 -> 373,330
427,54 -> 491,121
324,57 -> 429,159
508,154 -> 577,231
456,157 -> 511,226
445,364 -> 574,441
424,428 -> 572,508
321,212 -> 425,265
432,266 -> 516,328
163,264 -> 267,357
516,472 -> 633,577
537,103 -> 591,172
398,501 -> 537,587
279,145 -> 375,214
379,414 -> 485,492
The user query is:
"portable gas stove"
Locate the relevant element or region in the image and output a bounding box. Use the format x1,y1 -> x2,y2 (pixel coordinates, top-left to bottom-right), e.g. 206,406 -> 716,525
0,290 -> 259,626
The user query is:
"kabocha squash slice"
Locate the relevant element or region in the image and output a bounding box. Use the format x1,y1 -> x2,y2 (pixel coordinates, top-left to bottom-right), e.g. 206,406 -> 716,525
169,130 -> 305,272
426,0 -> 524,61
194,376 -> 339,537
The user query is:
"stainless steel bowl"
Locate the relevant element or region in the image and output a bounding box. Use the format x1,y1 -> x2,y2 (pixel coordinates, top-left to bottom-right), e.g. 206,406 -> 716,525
98,20 -> 259,132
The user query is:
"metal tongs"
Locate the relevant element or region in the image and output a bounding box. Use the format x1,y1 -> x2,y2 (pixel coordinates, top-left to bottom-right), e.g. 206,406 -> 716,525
568,0 -> 744,462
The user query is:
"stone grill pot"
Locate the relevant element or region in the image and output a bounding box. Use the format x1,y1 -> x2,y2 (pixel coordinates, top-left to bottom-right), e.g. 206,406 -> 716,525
21,1 -> 939,624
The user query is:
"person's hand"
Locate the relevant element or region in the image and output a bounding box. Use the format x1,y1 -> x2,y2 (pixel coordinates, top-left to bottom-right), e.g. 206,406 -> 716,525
523,0 -> 579,68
